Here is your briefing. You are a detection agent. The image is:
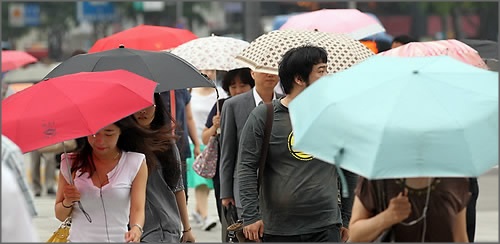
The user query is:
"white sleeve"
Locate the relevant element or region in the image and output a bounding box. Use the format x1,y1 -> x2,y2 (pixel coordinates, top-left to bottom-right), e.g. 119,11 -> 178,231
1,165 -> 39,242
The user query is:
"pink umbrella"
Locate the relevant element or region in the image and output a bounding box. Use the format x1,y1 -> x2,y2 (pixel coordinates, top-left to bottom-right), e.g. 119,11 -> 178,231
279,9 -> 385,40
378,39 -> 489,69
1,50 -> 38,72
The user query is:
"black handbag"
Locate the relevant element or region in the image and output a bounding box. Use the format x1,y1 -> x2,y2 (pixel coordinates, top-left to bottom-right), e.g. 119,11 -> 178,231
225,204 -> 252,243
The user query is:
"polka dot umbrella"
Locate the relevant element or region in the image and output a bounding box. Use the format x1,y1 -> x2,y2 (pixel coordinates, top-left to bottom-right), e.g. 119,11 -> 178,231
235,29 -> 375,75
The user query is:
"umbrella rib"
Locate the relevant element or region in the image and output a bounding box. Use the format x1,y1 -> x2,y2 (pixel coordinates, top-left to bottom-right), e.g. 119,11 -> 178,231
49,83 -> 94,134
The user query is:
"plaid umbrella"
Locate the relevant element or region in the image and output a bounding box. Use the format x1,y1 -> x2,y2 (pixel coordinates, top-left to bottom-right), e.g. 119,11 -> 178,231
235,29 -> 374,75
170,35 -> 250,71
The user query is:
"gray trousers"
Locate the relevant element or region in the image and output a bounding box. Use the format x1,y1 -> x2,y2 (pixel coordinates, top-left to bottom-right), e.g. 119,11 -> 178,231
31,151 -> 57,194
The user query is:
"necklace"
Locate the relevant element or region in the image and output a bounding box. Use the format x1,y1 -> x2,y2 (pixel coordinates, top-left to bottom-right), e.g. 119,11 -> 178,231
93,151 -> 121,187
112,151 -> 121,160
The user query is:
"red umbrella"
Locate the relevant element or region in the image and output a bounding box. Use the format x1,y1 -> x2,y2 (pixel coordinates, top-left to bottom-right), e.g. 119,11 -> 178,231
1,50 -> 38,72
2,70 -> 157,153
88,24 -> 198,53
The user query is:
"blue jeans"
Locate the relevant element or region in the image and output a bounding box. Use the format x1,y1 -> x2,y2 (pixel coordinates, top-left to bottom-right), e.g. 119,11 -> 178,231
262,224 -> 341,242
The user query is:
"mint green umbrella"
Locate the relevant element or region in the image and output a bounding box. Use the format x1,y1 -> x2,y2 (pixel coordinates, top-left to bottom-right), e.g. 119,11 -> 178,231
289,55 -> 498,179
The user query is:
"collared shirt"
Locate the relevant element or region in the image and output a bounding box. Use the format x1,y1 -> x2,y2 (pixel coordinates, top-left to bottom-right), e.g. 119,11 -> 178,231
252,87 -> 277,107
1,135 -> 38,217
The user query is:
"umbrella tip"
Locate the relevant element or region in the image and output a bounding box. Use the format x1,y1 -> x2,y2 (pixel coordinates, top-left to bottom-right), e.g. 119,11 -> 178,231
119,44 -> 125,48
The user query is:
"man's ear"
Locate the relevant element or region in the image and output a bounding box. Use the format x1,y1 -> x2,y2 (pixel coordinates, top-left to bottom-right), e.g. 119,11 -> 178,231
294,75 -> 305,86
250,70 -> 256,80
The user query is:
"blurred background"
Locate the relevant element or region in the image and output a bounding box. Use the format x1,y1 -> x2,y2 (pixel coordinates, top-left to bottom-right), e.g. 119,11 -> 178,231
1,1 -> 498,63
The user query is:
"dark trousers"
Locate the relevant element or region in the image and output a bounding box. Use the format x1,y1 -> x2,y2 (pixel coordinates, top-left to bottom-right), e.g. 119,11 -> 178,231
213,157 -> 229,241
262,224 -> 341,242
466,177 -> 479,242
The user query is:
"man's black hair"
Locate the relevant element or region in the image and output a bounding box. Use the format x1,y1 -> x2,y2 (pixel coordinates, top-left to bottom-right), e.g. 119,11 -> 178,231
278,45 -> 327,94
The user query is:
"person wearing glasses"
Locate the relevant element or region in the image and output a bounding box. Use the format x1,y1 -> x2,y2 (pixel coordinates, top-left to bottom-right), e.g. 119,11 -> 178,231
348,177 -> 470,242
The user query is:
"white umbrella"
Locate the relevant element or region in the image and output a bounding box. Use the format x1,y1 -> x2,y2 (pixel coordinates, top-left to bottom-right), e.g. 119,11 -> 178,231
170,35 -> 250,71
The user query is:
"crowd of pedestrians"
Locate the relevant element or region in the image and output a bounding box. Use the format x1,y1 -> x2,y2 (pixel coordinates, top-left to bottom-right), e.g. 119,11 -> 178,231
1,28 -> 491,243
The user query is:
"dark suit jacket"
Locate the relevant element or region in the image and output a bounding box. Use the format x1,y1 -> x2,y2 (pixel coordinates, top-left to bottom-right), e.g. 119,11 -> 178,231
219,90 -> 257,208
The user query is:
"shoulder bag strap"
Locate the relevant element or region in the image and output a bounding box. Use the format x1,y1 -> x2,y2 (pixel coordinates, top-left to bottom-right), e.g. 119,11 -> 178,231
257,102 -> 274,191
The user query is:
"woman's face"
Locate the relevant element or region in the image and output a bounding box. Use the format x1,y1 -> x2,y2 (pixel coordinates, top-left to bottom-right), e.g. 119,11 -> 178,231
133,105 -> 156,128
229,78 -> 252,96
87,124 -> 121,156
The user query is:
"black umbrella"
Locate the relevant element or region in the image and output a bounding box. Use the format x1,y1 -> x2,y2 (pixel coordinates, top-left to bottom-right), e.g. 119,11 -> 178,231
44,46 -> 215,92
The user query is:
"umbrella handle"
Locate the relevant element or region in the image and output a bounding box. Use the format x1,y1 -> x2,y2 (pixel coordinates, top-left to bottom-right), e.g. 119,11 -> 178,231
62,141 -> 73,185
334,147 -> 349,198
336,164 -> 349,198
62,141 -> 92,223
215,87 -> 221,135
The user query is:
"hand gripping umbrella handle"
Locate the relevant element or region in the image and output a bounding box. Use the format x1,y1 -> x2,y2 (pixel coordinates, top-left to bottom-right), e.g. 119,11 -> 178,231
62,141 -> 92,223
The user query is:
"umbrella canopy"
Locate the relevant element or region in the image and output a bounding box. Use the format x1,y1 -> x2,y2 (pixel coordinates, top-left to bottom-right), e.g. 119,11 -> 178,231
170,35 -> 250,71
289,55 -> 498,179
1,50 -> 38,72
460,39 -> 498,71
2,62 -> 60,84
2,70 -> 157,153
460,39 -> 498,60
44,47 -> 214,92
378,39 -> 489,69
88,24 -> 198,53
279,9 -> 385,40
235,29 -> 374,75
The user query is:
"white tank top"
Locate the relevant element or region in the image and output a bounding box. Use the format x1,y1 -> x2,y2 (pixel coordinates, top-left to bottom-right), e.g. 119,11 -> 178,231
60,151 -> 144,242
190,87 -> 227,144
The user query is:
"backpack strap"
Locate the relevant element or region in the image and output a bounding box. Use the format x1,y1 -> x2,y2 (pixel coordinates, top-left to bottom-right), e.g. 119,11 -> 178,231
257,102 -> 274,191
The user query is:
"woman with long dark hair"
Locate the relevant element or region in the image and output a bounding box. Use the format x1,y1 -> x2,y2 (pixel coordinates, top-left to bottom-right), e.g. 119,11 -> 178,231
132,93 -> 195,242
55,116 -> 157,242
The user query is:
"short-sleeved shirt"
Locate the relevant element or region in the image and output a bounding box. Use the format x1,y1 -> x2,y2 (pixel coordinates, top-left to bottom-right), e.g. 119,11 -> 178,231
205,98 -> 228,129
142,166 -> 181,242
160,89 -> 191,160
355,177 -> 471,242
